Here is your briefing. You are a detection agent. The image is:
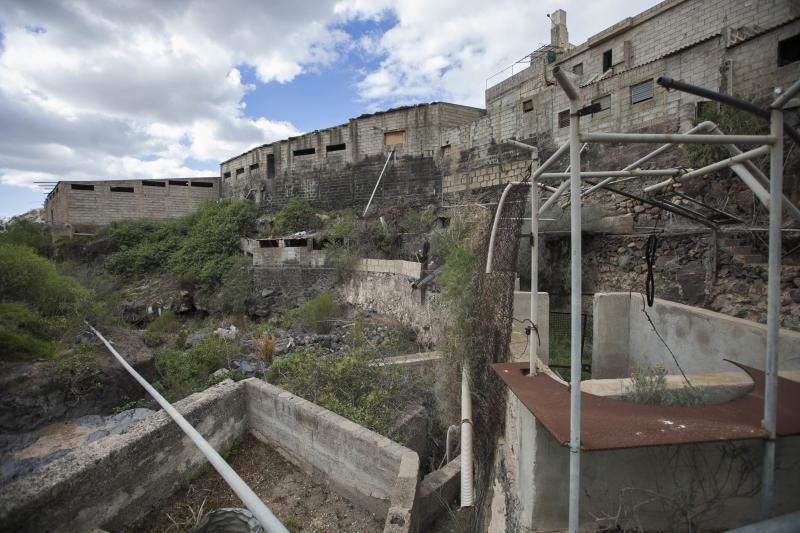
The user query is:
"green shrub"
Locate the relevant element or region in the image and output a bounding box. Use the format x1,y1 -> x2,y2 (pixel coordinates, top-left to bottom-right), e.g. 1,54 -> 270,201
0,219 -> 52,257
294,292 -> 339,333
271,198 -> 321,236
688,101 -> 765,169
59,343 -> 103,393
398,209 -> 436,234
439,244 -> 476,303
267,348 -> 423,435
212,256 -> 251,314
0,324 -> 57,360
155,336 -> 236,401
624,364 -> 705,406
143,311 -> 179,348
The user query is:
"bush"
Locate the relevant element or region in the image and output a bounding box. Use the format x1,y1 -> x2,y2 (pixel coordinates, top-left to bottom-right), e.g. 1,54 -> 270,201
0,219 -> 52,257
155,336 -> 236,401
267,348 -> 424,435
212,256 -> 251,314
271,198 -> 321,236
103,200 -> 257,290
293,292 -> 339,333
143,311 -> 179,348
253,334 -> 275,365
624,364 -> 705,406
439,244 -> 476,303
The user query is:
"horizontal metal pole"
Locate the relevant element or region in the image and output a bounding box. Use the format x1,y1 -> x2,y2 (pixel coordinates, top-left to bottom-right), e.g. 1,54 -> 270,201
87,323 -> 289,533
540,169 -> 680,179
658,77 -> 768,119
644,145 -> 770,193
581,132 -> 775,145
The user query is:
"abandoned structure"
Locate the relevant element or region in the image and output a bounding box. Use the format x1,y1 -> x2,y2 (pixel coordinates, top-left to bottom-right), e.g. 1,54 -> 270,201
219,102 -> 484,209
44,177 -> 220,238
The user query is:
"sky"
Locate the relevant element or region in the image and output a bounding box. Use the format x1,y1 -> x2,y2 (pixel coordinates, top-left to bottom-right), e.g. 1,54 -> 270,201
0,0 -> 660,219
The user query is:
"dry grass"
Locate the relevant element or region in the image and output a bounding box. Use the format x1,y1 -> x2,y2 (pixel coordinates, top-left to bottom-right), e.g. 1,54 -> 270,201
254,334 -> 275,365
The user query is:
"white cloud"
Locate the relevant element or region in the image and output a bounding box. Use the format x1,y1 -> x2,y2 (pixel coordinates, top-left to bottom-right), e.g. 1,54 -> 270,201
341,0 -> 662,108
0,0 -> 661,201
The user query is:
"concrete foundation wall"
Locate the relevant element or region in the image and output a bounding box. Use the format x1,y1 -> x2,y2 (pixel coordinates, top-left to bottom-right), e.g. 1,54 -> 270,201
593,293 -> 800,378
244,379 -> 419,530
517,407 -> 800,531
0,379 -> 247,533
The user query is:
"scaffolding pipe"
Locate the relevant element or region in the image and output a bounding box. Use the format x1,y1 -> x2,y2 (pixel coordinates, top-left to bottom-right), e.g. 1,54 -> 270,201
761,108 -> 783,518
460,364 -> 474,508
643,145 -> 771,194
581,132 -> 776,145
539,180 -> 570,214
553,65 -> 582,533
363,150 -> 395,217
530,149 -> 539,375
540,169 -> 681,179
658,76 -> 800,144
771,78 -> 800,109
582,121 -> 717,197
86,323 -> 289,533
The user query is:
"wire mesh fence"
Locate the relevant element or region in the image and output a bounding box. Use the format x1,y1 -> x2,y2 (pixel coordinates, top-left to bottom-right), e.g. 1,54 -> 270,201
548,310 -> 593,380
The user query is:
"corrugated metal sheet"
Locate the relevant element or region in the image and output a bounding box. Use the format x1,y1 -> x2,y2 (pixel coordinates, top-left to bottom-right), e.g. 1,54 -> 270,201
631,79 -> 654,103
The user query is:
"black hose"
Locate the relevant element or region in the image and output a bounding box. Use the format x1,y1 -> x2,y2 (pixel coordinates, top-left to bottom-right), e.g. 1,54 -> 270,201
644,235 -> 658,307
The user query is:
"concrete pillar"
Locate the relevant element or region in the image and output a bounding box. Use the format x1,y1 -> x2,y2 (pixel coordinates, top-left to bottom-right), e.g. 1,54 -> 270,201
550,9 -> 569,50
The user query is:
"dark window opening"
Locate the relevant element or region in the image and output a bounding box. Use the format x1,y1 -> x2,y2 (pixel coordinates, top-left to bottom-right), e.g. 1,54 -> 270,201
142,181 -> 166,187
572,63 -> 583,76
630,79 -> 654,104
522,99 -> 534,113
267,154 -> 275,178
190,181 -> 214,188
293,147 -> 315,156
250,163 -> 259,171
235,168 -> 244,175
558,109 -> 570,128
259,240 -> 279,248
70,183 -> 94,191
169,180 -> 188,186
591,95 -> 611,112
326,143 -> 346,152
284,238 -> 307,247
110,186 -> 134,193
602,49 -> 613,72
778,34 -> 800,66
223,172 -> 231,179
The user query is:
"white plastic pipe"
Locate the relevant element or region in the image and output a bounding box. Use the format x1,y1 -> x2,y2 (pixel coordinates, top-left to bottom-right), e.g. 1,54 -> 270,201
553,65 -> 582,533
460,364 -> 474,508
761,108 -> 783,518
486,181 -> 526,273
87,323 -> 289,533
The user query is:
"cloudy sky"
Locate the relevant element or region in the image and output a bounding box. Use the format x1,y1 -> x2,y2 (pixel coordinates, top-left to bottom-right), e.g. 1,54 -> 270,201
0,0 -> 659,218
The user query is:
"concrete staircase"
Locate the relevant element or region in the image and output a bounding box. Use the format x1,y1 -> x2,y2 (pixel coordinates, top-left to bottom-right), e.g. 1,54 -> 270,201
719,235 -> 767,266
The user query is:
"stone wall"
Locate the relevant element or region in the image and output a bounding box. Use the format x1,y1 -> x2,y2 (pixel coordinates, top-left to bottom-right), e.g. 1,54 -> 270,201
250,266 -> 336,316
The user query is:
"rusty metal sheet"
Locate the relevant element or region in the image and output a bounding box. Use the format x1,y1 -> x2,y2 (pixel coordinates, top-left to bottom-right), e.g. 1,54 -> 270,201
491,360 -> 800,451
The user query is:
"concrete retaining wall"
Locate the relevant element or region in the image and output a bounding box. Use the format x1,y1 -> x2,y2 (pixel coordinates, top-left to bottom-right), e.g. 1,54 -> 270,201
353,259 -> 423,278
0,379 -> 248,533
245,379 -> 419,531
593,293 -> 800,378
341,270 -> 440,346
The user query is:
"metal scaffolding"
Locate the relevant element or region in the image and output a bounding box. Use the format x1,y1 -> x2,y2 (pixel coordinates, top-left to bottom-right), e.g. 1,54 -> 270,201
485,71 -> 800,531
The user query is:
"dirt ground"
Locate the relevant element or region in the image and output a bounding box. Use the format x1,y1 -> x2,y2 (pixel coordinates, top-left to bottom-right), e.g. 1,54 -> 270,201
137,433 -> 384,533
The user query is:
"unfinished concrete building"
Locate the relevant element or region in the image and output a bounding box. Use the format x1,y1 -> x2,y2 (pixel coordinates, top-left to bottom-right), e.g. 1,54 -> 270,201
44,177 -> 220,238
219,103 -> 484,210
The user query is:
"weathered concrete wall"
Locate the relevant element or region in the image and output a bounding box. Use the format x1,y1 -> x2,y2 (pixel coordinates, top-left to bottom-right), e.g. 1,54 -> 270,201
512,291 -> 551,363
220,103 -> 484,211
45,178 -> 220,237
250,266 -> 336,316
516,405 -> 800,531
0,379 -> 247,533
244,379 -> 419,530
340,270 -> 440,346
593,293 -> 800,378
242,237 -> 327,268
353,258 -> 422,278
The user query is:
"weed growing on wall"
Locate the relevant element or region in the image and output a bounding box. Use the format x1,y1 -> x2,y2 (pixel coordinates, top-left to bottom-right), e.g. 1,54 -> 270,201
154,336 -> 236,401
624,364 -> 705,406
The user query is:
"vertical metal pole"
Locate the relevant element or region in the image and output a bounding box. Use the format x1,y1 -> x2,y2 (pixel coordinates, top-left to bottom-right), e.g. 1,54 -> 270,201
567,95 -> 582,533
761,108 -> 783,518
530,150 -> 540,375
